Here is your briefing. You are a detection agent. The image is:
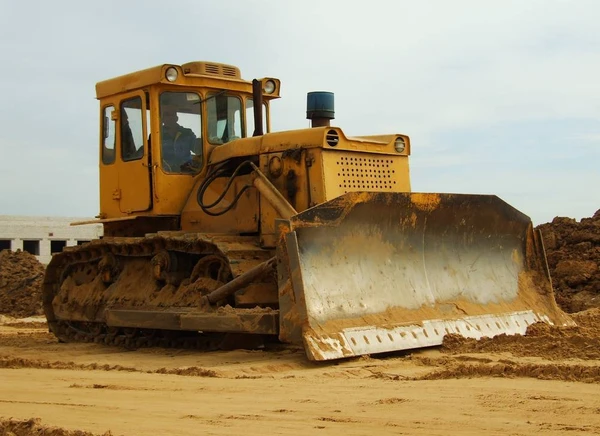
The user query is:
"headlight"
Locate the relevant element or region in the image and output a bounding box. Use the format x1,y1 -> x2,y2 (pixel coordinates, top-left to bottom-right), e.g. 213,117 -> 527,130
263,79 -> 276,94
165,67 -> 178,82
394,137 -> 406,153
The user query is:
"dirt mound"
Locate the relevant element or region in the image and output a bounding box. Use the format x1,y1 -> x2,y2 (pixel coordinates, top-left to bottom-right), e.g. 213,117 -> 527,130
0,417 -> 112,436
536,209 -> 600,312
441,308 -> 600,360
416,356 -> 600,384
0,250 -> 45,318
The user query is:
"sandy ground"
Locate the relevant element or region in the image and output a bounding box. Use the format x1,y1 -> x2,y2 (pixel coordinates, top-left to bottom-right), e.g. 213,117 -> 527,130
1,213 -> 598,434
1,316 -> 600,435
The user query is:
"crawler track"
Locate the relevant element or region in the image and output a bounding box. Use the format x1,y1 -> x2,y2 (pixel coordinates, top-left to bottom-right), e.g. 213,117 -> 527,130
42,233 -> 277,349
49,320 -> 227,350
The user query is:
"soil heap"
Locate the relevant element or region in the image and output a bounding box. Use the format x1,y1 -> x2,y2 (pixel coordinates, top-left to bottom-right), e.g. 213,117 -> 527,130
0,250 -> 45,318
536,209 -> 600,313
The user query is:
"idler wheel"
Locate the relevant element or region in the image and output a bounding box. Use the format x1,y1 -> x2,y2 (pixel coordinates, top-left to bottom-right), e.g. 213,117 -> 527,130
190,255 -> 230,283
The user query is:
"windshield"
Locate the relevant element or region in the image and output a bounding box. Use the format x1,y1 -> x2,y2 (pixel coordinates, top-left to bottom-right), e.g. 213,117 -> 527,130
159,91 -> 203,174
206,93 -> 242,145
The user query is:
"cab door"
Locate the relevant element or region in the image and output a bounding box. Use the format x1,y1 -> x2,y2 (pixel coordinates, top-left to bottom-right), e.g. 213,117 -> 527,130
117,92 -> 152,213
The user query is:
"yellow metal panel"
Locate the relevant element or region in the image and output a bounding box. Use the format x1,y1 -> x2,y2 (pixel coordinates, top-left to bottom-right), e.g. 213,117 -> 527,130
181,174 -> 259,234
99,163 -> 120,218
259,151 -> 313,247
118,160 -> 151,213
208,127 -> 411,166
305,149 -> 327,207
96,64 -> 165,99
321,150 -> 411,200
304,149 -> 327,207
208,127 -> 330,165
259,148 -> 409,247
347,134 -> 411,154
151,169 -> 198,215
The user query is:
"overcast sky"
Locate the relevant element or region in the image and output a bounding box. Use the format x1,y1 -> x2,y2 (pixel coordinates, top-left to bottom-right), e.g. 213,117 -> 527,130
0,0 -> 598,225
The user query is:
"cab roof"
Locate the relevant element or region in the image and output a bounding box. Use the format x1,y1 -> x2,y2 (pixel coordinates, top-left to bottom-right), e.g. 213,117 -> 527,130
95,61 -> 250,99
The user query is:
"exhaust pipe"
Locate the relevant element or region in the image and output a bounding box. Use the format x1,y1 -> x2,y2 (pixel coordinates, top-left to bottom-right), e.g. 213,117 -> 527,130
252,79 -> 264,136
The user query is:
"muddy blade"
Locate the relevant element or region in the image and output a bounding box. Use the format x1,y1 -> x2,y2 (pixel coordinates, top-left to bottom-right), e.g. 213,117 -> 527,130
278,192 -> 574,361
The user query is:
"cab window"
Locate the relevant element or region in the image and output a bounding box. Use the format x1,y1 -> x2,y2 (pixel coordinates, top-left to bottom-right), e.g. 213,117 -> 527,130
244,99 -> 268,137
120,97 -> 145,161
101,105 -> 116,165
206,94 -> 242,145
159,91 -> 203,174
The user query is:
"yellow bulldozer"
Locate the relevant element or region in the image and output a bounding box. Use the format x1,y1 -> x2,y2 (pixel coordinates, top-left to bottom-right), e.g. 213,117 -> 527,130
42,61 -> 573,360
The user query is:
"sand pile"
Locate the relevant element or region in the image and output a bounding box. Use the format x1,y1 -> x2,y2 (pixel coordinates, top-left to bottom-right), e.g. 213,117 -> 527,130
0,250 -> 45,318
441,209 -> 600,359
442,308 -> 600,360
536,209 -> 600,312
0,418 -> 112,436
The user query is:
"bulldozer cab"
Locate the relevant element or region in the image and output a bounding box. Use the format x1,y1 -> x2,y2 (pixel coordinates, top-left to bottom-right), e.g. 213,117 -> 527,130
95,62 -> 276,222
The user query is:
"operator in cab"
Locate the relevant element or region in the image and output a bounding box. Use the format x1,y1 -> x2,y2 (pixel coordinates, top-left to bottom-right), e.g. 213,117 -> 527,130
159,93 -> 202,173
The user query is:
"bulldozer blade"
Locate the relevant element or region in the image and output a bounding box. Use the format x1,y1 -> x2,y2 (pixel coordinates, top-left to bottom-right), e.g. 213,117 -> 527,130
277,192 -> 574,361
